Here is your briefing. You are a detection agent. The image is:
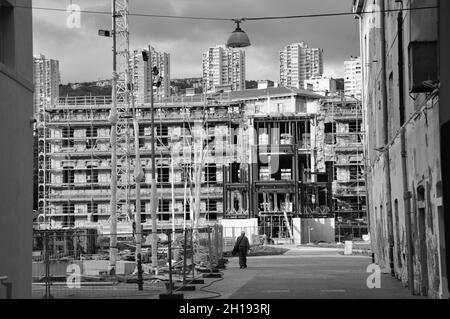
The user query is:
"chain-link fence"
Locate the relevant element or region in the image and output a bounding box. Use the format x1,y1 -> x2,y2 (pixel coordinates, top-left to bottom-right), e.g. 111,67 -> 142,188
32,229 -> 166,299
31,226 -> 226,299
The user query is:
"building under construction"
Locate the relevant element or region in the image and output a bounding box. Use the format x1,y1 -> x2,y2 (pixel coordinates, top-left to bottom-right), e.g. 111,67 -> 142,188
37,93 -> 242,234
36,87 -> 367,241
315,96 -> 368,240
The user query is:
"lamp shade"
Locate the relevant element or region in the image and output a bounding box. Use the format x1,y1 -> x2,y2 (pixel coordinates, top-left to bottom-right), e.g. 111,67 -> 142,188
226,22 -> 251,48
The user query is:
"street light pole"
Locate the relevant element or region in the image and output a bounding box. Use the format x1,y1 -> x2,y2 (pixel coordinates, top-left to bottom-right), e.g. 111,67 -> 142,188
108,0 -> 118,275
149,50 -> 158,274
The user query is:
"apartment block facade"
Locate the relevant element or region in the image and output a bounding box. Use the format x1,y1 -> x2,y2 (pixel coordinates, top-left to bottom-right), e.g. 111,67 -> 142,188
344,56 -> 362,100
202,45 -> 245,93
33,54 -> 60,116
131,45 -> 170,103
280,42 -> 324,89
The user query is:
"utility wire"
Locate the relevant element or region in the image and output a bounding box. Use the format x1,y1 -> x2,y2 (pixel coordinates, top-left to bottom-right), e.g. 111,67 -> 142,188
242,5 -> 437,21
13,4 -> 438,22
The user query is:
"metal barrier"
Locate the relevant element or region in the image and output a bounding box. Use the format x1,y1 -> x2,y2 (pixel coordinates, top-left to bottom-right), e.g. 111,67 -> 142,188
157,225 -> 225,298
31,226 -> 226,299
31,229 -> 166,299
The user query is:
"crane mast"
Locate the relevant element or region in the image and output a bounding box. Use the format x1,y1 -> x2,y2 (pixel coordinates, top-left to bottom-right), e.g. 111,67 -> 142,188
109,0 -> 139,274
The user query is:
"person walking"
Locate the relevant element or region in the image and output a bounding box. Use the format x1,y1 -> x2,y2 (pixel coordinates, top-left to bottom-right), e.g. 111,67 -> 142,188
233,231 -> 251,268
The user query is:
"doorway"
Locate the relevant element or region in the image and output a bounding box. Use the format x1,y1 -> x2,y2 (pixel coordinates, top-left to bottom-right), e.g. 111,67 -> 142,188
418,208 -> 429,295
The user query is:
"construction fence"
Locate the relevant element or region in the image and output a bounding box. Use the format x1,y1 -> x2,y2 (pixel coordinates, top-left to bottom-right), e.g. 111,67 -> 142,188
31,226 -> 225,299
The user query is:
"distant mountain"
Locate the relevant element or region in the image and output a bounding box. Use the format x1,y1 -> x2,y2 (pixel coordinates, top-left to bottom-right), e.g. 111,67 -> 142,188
60,78 -> 206,97
171,77 -> 203,95
245,80 -> 258,90
59,80 -> 112,96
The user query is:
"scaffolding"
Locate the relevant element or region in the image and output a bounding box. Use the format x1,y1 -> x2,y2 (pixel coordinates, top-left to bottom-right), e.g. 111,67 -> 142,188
318,96 -> 368,240
36,95 -> 245,233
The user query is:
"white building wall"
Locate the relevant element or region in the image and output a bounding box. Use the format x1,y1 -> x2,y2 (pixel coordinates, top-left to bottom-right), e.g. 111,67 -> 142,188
280,42 -> 324,89
202,45 -> 245,93
344,57 -> 362,100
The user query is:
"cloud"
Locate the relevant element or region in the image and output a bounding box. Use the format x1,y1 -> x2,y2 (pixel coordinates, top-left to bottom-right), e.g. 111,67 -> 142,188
33,0 -> 360,83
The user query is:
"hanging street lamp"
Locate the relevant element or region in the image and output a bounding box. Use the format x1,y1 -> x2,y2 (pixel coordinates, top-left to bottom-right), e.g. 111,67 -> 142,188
227,19 -> 251,48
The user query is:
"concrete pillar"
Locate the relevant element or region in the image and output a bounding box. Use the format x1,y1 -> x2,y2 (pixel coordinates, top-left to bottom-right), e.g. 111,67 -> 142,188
274,193 -> 278,211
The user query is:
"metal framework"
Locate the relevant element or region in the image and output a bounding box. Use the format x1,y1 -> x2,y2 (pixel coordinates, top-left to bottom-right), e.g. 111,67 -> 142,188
109,0 -> 134,272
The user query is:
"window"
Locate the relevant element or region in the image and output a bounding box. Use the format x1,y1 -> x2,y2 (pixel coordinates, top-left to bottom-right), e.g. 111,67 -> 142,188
205,164 -> 217,182
157,166 -> 169,183
206,200 -> 217,212
325,161 -> 334,182
87,202 -> 98,214
408,41 -> 438,94
348,120 -> 360,133
324,123 -> 336,144
0,2 -> 14,67
86,127 -> 97,149
86,166 -> 98,183
183,201 -> 191,218
62,127 -> 74,147
158,199 -> 170,212
181,165 -> 192,182
62,203 -> 75,228
140,201 -> 146,223
88,202 -> 98,222
324,123 -> 335,133
156,125 -> 168,146
63,167 -> 74,184
349,165 -> 358,181
231,162 -> 240,183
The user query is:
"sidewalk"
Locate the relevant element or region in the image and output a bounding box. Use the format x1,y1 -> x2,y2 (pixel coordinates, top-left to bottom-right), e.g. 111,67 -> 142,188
177,246 -> 424,299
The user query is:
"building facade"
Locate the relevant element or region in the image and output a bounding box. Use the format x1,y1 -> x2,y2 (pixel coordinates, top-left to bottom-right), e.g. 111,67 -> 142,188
344,56 -> 362,100
36,87 -> 346,240
256,80 -> 275,89
280,42 -> 324,89
202,45 -> 245,93
315,96 -> 367,240
0,0 -> 34,298
33,54 -> 60,116
304,76 -> 339,96
354,0 -> 448,298
132,45 -> 170,103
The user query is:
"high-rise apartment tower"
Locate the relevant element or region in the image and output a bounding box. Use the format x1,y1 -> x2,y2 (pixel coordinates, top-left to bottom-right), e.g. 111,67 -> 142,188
280,42 -> 324,89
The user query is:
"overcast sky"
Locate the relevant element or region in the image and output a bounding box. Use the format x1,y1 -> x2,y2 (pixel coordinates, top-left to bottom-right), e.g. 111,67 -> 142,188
32,0 -> 360,84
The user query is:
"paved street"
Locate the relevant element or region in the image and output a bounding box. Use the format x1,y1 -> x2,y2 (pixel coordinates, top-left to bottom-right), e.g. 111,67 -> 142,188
32,246 -> 425,299
181,246 -> 424,299
32,281 -> 166,299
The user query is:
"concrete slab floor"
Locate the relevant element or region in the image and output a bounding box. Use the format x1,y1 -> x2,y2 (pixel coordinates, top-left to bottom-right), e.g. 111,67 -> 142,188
180,246 -> 425,299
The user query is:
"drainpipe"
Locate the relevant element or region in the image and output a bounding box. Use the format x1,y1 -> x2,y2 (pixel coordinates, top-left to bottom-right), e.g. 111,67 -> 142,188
354,7 -> 371,253
379,0 -> 395,275
397,10 -> 415,295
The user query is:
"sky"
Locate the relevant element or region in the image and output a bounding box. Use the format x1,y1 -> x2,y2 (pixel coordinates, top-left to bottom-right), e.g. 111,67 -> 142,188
32,0 -> 360,84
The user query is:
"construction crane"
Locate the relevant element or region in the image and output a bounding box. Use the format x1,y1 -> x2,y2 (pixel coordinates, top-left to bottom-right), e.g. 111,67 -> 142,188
101,0 -> 139,275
